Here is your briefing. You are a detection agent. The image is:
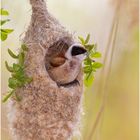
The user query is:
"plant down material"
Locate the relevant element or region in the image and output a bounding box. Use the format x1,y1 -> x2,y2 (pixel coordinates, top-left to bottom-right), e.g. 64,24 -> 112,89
7,0 -> 84,140
5,0 -> 102,139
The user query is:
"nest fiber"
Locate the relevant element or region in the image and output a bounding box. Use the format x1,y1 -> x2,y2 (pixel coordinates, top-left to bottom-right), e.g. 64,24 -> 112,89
8,0 -> 84,140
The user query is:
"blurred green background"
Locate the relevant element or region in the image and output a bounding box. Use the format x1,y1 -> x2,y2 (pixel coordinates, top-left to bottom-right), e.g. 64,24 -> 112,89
1,0 -> 139,140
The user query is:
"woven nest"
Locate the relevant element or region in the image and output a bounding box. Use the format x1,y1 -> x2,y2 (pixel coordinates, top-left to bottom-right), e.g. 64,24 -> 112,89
7,0 -> 84,140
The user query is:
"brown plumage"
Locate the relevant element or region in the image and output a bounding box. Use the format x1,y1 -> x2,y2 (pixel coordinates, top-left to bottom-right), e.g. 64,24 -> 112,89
7,0 -> 84,140
48,58 -> 81,85
50,57 -> 65,67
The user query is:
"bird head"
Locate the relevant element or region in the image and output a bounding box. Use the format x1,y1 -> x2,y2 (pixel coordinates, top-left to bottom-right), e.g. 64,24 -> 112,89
65,44 -> 87,62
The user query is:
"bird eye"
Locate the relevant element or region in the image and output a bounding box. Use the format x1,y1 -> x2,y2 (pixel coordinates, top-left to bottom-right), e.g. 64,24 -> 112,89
71,46 -> 87,56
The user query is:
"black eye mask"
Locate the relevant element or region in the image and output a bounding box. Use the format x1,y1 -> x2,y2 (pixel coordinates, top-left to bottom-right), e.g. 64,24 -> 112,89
72,46 -> 87,56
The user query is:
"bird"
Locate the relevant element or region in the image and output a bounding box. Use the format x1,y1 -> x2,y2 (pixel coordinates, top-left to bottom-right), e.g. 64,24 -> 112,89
45,39 -> 87,86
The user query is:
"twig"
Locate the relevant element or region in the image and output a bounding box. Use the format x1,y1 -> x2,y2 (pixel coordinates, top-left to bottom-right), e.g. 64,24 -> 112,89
87,9 -> 120,140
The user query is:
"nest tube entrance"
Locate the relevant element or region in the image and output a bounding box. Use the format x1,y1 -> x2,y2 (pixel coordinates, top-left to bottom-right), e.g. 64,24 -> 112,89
7,0 -> 84,140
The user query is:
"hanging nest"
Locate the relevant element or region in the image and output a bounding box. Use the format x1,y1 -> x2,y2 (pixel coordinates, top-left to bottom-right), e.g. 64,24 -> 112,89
7,0 -> 83,140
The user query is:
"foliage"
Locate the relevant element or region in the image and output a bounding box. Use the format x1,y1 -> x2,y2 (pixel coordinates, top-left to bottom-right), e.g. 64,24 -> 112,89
1,9 -> 32,102
2,44 -> 32,102
78,34 -> 103,87
0,8 -> 14,41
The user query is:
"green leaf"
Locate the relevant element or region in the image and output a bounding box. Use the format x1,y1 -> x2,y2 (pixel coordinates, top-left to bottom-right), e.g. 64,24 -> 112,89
8,77 -> 18,89
84,58 -> 91,65
86,70 -> 92,80
18,52 -> 25,65
0,8 -> 9,16
12,73 -> 24,82
84,66 -> 91,73
90,52 -> 102,58
5,61 -> 13,72
92,62 -> 103,69
1,29 -> 14,34
21,44 -> 28,51
0,29 -> 13,41
8,49 -> 19,59
78,36 -> 85,45
85,44 -> 94,51
13,63 -> 21,72
92,68 -> 97,72
12,65 -> 25,81
4,42 -> 33,102
8,77 -> 22,89
84,74 -> 94,87
1,19 -> 10,26
2,91 -> 14,103
85,34 -> 90,44
0,32 -> 7,41
78,34 -> 102,88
